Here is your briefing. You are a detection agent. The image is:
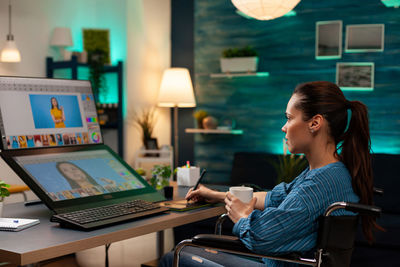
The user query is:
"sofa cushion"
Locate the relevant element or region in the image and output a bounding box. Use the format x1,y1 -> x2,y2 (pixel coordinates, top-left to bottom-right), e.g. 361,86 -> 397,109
230,152 -> 278,190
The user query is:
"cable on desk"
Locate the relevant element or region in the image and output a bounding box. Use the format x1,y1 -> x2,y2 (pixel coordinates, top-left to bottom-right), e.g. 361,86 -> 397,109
105,243 -> 111,267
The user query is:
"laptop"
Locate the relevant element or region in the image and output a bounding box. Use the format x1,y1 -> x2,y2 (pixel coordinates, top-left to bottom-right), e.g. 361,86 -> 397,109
0,76 -> 168,230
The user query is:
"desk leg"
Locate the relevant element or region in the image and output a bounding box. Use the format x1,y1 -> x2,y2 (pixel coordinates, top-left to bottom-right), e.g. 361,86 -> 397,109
157,230 -> 164,259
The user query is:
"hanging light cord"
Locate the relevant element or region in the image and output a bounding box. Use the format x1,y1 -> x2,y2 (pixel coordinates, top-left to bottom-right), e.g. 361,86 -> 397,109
7,0 -> 14,41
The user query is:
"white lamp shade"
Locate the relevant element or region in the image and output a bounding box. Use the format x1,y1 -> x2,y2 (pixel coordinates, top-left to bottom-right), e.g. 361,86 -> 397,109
157,68 -> 196,108
50,27 -> 73,47
231,0 -> 301,20
0,40 -> 21,62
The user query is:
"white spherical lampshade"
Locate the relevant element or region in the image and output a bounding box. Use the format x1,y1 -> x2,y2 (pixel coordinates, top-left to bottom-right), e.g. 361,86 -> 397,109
231,0 -> 301,20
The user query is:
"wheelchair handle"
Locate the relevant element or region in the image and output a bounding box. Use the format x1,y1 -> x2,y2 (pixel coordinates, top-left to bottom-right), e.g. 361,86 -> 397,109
373,187 -> 384,196
324,202 -> 381,217
215,213 -> 229,235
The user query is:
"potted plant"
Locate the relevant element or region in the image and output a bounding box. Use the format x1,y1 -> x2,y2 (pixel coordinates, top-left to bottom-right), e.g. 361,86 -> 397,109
88,49 -> 108,103
127,107 -> 157,148
135,168 -> 147,180
271,154 -> 308,184
150,165 -> 173,198
193,110 -> 208,129
220,46 -> 259,73
270,138 -> 308,184
150,165 -> 171,189
0,180 -> 10,216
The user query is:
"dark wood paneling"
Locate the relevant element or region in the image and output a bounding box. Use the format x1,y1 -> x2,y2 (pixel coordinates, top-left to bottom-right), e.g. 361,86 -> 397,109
194,0 -> 400,184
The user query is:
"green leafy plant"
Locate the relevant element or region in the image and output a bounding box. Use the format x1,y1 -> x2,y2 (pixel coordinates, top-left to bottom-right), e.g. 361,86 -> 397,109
193,110 -> 208,128
271,154 -> 308,184
88,49 -> 107,102
127,107 -> 157,146
150,165 -> 172,190
0,180 -> 10,201
222,46 -> 258,58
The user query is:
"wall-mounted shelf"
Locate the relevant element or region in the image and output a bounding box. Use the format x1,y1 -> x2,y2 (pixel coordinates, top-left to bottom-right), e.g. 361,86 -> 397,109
210,72 -> 269,78
185,128 -> 244,135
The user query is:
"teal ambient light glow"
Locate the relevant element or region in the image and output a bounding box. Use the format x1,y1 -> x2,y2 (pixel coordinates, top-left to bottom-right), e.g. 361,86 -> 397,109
340,87 -> 374,92
381,0 -> 400,7
256,72 -> 270,77
236,10 -> 296,19
283,10 -> 297,17
316,55 -> 341,60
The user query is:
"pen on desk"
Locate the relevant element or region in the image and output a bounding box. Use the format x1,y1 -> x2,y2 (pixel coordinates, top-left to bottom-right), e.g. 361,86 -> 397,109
187,169 -> 206,202
13,220 -> 19,223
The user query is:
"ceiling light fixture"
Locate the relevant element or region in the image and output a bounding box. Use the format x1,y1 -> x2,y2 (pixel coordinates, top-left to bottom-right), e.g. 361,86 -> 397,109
0,0 -> 21,62
231,0 -> 301,21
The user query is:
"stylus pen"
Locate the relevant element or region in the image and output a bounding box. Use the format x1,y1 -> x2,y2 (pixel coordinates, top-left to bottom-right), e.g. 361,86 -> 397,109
193,169 -> 207,191
187,169 -> 206,202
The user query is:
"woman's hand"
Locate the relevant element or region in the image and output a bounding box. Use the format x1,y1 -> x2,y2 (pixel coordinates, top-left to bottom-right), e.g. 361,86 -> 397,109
185,184 -> 224,204
224,192 -> 257,223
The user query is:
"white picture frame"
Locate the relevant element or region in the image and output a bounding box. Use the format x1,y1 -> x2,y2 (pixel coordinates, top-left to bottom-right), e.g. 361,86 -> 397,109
345,24 -> 384,52
336,62 -> 375,91
315,20 -> 342,60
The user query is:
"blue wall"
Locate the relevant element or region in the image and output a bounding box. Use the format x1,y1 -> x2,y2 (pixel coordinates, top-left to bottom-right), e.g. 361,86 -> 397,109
193,0 -> 400,184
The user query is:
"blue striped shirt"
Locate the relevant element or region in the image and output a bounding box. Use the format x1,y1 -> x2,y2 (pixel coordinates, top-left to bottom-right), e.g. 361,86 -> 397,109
232,161 -> 359,267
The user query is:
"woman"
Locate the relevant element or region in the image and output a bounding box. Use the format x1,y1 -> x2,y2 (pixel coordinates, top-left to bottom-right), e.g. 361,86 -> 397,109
159,81 -> 380,267
56,161 -> 100,189
50,97 -> 66,128
18,136 -> 27,148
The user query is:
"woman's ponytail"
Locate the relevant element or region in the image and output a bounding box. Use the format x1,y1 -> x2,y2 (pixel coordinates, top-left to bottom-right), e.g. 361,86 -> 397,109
340,101 -> 378,243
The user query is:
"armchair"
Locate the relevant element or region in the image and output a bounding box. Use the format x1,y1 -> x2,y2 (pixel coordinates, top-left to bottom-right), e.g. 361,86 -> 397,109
173,202 -> 381,267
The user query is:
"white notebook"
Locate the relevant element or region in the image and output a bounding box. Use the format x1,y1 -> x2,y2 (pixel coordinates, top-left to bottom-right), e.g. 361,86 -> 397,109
0,218 -> 40,231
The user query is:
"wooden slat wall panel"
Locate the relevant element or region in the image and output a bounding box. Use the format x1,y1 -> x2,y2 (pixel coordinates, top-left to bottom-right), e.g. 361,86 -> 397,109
193,0 -> 400,184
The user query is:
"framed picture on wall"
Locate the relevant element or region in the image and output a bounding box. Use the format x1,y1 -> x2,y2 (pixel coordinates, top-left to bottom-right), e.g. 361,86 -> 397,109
345,24 -> 384,52
336,62 -> 374,91
315,20 -> 342,60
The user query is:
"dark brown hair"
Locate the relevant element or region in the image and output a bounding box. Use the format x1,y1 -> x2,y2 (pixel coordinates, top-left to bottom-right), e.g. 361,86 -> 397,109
293,81 -> 380,243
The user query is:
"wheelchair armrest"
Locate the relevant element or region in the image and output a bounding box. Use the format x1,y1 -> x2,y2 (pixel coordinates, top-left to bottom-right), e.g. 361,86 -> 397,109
191,234 -> 305,264
345,202 -> 381,217
325,202 -> 381,217
193,234 -> 252,252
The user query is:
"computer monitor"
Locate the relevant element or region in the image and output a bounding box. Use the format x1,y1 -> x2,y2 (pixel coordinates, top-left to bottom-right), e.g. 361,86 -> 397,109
0,76 -> 102,150
14,149 -> 147,202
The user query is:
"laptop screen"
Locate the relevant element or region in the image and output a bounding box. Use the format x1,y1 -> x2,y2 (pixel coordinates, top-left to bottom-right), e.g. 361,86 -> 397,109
0,76 -> 102,150
13,149 -> 146,202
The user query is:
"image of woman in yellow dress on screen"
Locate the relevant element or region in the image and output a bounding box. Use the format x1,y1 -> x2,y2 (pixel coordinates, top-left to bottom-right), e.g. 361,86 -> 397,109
50,97 -> 66,128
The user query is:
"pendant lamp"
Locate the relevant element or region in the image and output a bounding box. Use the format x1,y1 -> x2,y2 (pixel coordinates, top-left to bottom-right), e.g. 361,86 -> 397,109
231,0 -> 301,21
1,0 -> 21,62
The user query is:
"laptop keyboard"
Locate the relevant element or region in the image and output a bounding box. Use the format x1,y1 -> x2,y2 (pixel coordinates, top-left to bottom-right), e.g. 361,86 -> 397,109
56,199 -> 161,225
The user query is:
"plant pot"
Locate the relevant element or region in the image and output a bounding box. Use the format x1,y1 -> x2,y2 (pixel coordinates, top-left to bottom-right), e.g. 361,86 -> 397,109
157,186 -> 173,199
202,116 -> 218,129
197,120 -> 204,129
0,201 -> 3,217
220,57 -> 259,73
163,186 -> 174,199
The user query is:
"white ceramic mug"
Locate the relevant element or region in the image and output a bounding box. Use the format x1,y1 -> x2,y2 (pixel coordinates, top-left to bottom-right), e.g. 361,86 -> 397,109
229,186 -> 253,203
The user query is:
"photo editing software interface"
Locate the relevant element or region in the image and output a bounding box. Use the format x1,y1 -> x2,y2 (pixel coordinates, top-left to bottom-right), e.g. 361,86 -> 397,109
0,77 -> 102,150
14,149 -> 146,201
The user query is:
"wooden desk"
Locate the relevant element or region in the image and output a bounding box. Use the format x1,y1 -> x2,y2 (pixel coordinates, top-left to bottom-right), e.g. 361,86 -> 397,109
0,186 -> 226,265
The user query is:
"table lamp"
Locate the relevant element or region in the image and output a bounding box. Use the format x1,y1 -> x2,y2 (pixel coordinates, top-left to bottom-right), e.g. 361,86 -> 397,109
157,68 -> 196,169
50,27 -> 73,61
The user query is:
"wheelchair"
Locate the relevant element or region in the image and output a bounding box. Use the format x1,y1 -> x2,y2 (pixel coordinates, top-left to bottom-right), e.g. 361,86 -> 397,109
173,201 -> 381,267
